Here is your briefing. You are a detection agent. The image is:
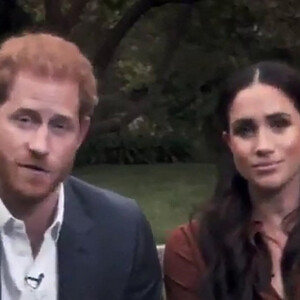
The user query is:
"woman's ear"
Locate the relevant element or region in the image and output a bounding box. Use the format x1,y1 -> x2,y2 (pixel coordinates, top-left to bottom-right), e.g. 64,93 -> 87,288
222,131 -> 231,151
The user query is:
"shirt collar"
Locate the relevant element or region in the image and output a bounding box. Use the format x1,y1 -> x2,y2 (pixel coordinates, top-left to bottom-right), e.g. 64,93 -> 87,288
50,183 -> 65,242
0,183 -> 65,242
249,208 -> 297,243
248,219 -> 264,243
0,195 -> 12,229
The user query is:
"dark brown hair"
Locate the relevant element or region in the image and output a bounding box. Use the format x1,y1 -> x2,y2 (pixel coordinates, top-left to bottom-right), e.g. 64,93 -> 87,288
197,61 -> 300,299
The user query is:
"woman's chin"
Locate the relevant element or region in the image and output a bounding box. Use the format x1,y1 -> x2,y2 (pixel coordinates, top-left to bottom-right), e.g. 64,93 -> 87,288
251,176 -> 286,192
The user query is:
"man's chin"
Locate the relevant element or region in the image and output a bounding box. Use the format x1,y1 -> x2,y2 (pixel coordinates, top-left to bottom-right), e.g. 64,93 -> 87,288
14,189 -> 55,202
11,182 -> 59,203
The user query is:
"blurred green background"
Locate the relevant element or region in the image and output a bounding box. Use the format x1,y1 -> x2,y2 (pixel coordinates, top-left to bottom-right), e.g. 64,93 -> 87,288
3,1 -> 300,167
74,163 -> 216,243
3,0 -> 300,239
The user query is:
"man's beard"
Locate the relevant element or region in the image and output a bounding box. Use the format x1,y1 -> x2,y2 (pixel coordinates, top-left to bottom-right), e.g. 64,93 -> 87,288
0,155 -> 74,204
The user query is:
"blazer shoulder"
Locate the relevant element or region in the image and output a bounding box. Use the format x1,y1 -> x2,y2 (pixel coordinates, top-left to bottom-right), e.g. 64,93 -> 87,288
65,175 -> 141,218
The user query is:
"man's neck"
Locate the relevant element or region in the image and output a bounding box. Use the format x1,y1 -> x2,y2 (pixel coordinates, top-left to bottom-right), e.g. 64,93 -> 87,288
1,190 -> 59,257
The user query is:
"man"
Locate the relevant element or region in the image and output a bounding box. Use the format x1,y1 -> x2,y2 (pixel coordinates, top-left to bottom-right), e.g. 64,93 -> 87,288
0,33 -> 162,299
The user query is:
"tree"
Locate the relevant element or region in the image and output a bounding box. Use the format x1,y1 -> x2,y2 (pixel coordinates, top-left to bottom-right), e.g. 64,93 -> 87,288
21,0 -> 202,76
14,0 -> 300,164
0,0 -> 32,40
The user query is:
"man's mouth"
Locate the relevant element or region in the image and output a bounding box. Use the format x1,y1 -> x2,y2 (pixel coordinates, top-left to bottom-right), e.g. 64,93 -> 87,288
18,163 -> 49,173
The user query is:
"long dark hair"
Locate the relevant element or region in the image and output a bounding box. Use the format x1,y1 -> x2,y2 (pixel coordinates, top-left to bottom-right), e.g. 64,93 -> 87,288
197,61 -> 300,299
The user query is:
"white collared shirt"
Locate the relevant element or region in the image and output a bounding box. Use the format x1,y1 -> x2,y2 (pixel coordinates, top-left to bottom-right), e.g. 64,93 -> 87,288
0,184 -> 65,300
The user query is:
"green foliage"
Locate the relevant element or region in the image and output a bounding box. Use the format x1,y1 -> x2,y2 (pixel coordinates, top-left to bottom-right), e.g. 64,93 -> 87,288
117,59 -> 155,91
19,0 -> 45,23
75,129 -> 195,166
102,0 -> 134,10
14,0 -> 300,165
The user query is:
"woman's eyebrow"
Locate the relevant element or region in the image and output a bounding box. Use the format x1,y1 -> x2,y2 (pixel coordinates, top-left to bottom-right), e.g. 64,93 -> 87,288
231,118 -> 254,128
266,112 -> 291,121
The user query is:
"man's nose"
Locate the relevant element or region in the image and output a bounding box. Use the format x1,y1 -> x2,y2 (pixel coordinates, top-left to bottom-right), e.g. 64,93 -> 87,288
27,126 -> 50,157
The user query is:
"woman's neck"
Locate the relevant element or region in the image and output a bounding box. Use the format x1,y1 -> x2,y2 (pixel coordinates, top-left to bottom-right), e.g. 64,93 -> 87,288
249,172 -> 300,230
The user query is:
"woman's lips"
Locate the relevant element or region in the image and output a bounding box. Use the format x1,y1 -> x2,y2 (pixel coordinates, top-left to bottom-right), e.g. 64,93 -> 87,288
252,160 -> 283,172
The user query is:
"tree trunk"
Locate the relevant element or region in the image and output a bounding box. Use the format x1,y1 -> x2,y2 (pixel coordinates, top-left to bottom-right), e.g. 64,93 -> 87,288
44,0 -> 89,36
91,3 -> 194,135
44,0 -> 65,34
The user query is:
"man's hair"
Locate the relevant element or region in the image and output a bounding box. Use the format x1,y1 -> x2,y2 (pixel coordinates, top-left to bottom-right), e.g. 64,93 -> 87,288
0,32 -> 98,116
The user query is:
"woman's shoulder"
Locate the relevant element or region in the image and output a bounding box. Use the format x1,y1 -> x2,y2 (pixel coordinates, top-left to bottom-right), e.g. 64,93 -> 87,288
164,220 -> 204,269
164,221 -> 205,293
166,221 -> 198,246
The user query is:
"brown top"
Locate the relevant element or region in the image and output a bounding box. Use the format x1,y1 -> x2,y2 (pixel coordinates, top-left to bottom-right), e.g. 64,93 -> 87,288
163,222 -> 282,300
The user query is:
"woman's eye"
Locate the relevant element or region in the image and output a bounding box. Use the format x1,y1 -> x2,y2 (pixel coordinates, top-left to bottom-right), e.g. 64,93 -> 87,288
233,125 -> 256,138
270,118 -> 291,130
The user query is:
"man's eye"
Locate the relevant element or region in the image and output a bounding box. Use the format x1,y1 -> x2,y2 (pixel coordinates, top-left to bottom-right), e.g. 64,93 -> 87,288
54,123 -> 65,129
51,122 -> 69,131
18,116 -> 31,123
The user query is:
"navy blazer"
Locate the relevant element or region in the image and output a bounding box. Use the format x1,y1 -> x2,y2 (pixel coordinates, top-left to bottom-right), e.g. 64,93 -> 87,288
55,176 -> 162,299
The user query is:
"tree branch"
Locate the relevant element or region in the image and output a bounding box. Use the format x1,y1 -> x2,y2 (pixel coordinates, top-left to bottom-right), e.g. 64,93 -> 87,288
44,0 -> 89,36
155,3 -> 193,80
44,0 -> 65,33
154,0 -> 196,5
94,0 -> 200,77
91,3 -> 194,135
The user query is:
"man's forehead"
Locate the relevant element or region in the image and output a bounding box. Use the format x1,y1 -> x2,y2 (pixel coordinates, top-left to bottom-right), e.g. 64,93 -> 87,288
11,71 -> 79,91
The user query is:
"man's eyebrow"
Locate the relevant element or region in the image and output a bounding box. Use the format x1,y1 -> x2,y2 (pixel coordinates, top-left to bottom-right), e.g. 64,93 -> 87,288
10,108 -> 41,120
12,108 -> 38,115
11,108 -> 74,124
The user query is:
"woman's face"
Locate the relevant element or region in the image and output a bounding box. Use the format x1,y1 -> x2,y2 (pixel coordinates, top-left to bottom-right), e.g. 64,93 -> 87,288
225,83 -> 300,190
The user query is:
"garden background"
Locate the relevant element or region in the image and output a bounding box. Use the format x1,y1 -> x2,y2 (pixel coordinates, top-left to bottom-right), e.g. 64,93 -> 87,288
3,0 -> 300,242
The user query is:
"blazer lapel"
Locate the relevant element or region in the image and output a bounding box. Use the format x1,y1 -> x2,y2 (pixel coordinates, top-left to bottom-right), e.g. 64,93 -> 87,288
57,179 -> 94,300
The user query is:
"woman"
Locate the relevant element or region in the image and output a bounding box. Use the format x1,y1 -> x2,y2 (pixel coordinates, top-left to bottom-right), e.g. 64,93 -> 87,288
164,61 -> 300,300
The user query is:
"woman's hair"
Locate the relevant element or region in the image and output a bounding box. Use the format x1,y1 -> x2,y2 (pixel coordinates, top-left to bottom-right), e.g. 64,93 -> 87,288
0,32 -> 98,117
197,61 -> 300,300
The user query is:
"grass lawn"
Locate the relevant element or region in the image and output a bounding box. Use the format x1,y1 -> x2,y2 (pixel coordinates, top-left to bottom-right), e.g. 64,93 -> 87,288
73,163 -> 216,244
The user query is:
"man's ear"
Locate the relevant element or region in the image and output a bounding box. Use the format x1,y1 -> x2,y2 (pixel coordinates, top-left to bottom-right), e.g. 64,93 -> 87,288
77,116 -> 90,149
